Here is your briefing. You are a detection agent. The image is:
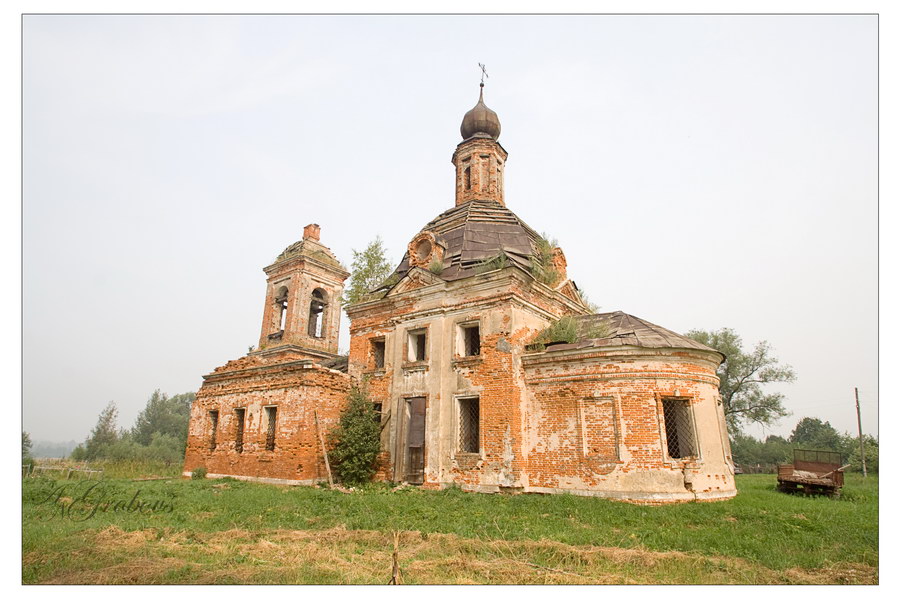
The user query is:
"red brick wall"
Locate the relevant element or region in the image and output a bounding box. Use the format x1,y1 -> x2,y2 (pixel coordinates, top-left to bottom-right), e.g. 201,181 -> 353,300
183,360 -> 351,482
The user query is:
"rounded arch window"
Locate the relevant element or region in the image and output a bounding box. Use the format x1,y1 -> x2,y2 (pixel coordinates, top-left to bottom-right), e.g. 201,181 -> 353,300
274,285 -> 289,333
308,288 -> 327,338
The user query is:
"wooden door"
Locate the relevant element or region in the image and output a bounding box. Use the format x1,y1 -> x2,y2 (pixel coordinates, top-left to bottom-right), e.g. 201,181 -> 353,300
404,397 -> 426,484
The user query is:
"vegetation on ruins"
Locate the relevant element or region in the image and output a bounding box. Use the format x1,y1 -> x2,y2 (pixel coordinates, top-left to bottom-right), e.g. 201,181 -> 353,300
530,316 -> 579,349
343,236 -> 394,305
475,251 -> 508,274
428,256 -> 445,274
578,289 -> 600,313
685,328 -> 795,432
327,385 -> 382,486
530,234 -> 563,286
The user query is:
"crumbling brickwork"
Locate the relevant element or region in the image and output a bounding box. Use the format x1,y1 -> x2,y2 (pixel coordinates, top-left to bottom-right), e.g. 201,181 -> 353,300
184,85 -> 737,503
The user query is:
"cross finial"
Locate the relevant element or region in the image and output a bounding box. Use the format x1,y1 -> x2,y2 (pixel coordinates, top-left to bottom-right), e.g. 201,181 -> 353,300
478,62 -> 489,86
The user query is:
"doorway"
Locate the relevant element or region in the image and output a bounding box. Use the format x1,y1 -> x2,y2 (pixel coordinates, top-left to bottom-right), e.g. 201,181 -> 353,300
404,397 -> 426,484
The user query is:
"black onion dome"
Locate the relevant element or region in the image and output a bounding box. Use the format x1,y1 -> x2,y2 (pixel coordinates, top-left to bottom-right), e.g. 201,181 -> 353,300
460,84 -> 501,140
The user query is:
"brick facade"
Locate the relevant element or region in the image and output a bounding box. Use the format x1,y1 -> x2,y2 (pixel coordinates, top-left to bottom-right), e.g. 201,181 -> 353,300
183,86 -> 736,503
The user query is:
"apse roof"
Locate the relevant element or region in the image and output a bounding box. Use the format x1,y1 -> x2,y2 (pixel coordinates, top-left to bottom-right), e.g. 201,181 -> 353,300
545,311 -> 724,360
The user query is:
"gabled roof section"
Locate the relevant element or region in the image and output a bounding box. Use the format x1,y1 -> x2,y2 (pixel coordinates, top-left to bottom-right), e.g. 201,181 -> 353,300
559,311 -> 724,362
390,200 -> 541,282
385,267 -> 445,296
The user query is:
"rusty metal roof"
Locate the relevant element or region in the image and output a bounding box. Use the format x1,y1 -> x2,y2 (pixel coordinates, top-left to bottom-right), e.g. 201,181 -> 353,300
387,199 -> 542,284
543,311 -> 724,361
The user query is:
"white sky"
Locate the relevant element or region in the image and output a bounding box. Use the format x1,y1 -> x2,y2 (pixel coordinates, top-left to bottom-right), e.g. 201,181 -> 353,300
21,13 -> 878,444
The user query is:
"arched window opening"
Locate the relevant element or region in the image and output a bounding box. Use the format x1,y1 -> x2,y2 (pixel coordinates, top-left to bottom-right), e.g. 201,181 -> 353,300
272,286 -> 289,339
308,288 -> 327,338
464,166 -> 471,190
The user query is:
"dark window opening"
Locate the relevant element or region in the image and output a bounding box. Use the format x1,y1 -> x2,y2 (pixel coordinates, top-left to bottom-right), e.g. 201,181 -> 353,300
373,402 -> 383,424
308,289 -> 326,338
662,399 -> 697,459
372,339 -> 386,369
234,408 -> 246,453
208,410 -> 219,451
264,406 -> 277,451
460,324 -> 480,356
408,330 -> 426,362
458,397 -> 480,453
464,166 -> 471,190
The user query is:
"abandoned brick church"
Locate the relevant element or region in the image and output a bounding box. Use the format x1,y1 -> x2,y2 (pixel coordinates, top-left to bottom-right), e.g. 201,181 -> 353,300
183,84 -> 737,503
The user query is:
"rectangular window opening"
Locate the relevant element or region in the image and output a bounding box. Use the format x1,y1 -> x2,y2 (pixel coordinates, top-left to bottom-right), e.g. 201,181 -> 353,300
372,339 -> 386,369
234,408 -> 246,453
373,402 -> 383,424
458,397 -> 480,453
264,406 -> 277,451
408,330 -> 426,362
662,399 -> 697,459
208,410 -> 219,451
459,323 -> 481,357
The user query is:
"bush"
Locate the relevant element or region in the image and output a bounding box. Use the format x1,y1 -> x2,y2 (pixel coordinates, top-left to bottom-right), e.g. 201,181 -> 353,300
328,385 -> 382,487
191,467 -> 208,480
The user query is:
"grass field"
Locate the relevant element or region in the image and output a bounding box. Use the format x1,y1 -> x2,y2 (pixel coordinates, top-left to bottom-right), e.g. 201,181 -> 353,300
22,472 -> 878,584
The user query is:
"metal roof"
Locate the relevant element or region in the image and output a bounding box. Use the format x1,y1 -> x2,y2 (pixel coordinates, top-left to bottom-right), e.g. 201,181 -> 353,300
549,311 -> 724,361
385,199 -> 542,285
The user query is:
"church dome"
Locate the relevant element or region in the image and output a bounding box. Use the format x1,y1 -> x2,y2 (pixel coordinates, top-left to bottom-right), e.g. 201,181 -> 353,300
460,84 -> 501,140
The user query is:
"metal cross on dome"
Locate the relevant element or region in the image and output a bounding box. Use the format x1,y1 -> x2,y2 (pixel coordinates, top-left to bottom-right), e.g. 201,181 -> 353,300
478,62 -> 489,85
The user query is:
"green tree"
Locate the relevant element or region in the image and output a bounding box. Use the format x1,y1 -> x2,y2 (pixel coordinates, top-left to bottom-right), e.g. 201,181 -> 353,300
73,401 -> 120,460
328,385 -> 382,486
343,236 -> 394,305
22,431 -> 34,467
685,328 -> 795,432
131,390 -> 194,450
789,417 -> 843,451
845,434 -> 878,473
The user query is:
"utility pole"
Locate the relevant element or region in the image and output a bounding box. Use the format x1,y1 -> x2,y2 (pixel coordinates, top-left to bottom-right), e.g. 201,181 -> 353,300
855,387 -> 867,477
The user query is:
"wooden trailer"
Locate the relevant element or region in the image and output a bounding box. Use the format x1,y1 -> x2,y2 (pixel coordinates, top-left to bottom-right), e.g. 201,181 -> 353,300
777,449 -> 846,497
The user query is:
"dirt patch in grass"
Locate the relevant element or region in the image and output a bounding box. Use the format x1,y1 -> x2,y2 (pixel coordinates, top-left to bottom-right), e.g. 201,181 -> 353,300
26,526 -> 878,585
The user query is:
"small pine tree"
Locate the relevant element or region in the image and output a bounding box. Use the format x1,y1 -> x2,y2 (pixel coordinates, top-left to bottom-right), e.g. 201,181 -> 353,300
328,386 -> 382,486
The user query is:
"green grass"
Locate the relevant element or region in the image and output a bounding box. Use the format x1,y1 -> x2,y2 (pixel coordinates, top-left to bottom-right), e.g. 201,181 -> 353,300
22,474 -> 877,584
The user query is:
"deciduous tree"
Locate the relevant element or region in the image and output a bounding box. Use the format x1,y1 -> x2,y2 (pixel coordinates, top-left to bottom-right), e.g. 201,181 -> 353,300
343,236 -> 394,306
686,328 -> 794,432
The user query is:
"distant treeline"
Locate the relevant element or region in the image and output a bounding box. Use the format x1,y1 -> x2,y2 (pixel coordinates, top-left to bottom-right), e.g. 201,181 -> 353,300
732,417 -> 877,473
68,390 -> 195,465
30,440 -> 79,458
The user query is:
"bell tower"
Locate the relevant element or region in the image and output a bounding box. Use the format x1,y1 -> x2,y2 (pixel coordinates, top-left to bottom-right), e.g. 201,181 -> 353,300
257,224 -> 349,360
451,83 -> 508,206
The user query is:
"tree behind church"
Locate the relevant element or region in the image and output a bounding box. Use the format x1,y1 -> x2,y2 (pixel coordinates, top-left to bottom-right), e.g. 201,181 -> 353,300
131,390 -> 194,450
342,236 -> 394,305
685,328 -> 794,433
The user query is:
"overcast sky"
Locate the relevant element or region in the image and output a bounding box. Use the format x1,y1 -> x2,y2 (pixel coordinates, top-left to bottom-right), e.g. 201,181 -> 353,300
22,14 -> 877,444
